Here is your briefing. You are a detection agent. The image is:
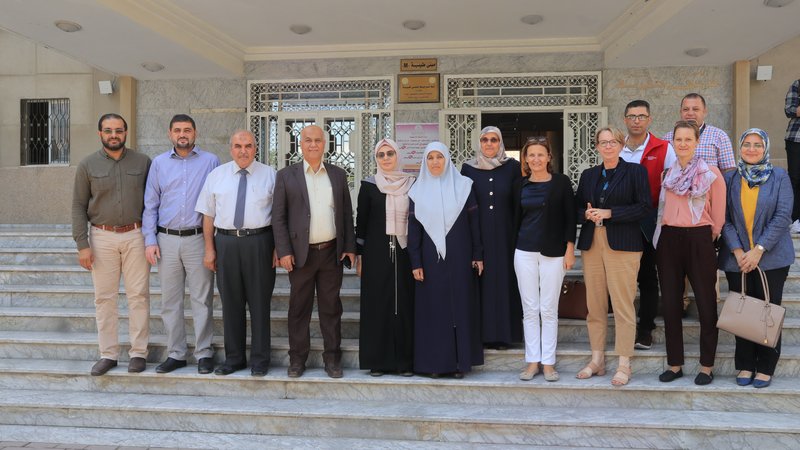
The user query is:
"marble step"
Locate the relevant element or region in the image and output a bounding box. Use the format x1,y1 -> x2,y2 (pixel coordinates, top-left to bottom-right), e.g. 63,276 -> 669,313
0,388 -> 797,448
0,424 -> 534,450
0,284 -> 362,312
2,306 -> 800,346
1,330 -> 799,377
0,359 -> 799,415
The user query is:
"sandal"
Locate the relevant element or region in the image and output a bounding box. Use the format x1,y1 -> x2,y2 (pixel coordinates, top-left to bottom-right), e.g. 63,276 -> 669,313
519,363 -> 540,381
611,365 -> 631,386
543,366 -> 559,382
575,361 -> 606,379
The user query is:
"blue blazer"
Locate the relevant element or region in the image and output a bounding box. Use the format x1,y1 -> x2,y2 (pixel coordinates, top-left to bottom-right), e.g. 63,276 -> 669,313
576,158 -> 652,252
718,168 -> 794,272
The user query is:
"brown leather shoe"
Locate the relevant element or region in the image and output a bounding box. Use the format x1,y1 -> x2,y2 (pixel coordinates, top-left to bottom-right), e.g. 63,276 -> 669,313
324,363 -> 343,378
128,357 -> 146,373
90,358 -> 117,376
287,363 -> 305,378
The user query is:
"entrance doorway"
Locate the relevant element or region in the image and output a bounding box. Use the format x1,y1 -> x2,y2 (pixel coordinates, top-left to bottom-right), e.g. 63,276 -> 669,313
481,112 -> 564,173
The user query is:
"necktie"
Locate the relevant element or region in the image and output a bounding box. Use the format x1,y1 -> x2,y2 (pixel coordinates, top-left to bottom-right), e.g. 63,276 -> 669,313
234,169 -> 247,229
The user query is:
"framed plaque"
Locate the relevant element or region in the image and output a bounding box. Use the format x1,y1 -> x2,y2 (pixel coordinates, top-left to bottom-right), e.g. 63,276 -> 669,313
397,74 -> 440,104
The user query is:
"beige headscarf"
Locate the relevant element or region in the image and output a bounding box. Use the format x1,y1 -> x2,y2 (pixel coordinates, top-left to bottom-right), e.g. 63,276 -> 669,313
371,138 -> 415,249
464,126 -> 510,170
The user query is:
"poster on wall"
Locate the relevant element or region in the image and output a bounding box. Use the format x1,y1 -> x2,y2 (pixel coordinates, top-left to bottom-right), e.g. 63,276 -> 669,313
395,123 -> 439,174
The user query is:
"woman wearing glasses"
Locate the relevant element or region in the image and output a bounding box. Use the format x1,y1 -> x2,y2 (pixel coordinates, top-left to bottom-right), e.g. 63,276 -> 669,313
718,128 -> 792,389
655,121 -> 726,386
512,137 -> 576,381
575,127 -> 651,386
461,126 -> 523,350
356,138 -> 416,377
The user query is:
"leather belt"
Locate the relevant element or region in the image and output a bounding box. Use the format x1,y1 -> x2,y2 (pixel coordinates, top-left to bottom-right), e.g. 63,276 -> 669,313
92,221 -> 142,233
158,226 -> 203,237
216,226 -> 271,237
309,239 -> 335,250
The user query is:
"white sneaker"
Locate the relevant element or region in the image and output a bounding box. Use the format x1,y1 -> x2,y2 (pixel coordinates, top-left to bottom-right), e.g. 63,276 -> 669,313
791,220 -> 800,234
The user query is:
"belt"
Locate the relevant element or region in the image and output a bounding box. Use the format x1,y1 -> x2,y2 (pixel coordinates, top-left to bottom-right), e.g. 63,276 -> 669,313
309,239 -> 335,250
92,221 -> 142,233
158,226 -> 203,237
216,226 -> 271,237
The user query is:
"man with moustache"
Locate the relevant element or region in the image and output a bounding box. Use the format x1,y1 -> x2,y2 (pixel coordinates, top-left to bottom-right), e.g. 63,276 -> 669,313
662,93 -> 734,172
195,130 -> 277,376
72,113 -> 151,376
273,124 -> 356,378
143,114 -> 220,374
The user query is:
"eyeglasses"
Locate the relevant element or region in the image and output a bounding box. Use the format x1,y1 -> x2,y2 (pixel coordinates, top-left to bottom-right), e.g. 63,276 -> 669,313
480,137 -> 500,143
597,140 -> 620,148
101,128 -> 126,136
526,136 -> 548,145
376,150 -> 396,159
624,114 -> 650,122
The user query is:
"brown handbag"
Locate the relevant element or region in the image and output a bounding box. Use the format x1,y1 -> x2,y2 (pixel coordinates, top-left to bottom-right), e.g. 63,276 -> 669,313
558,279 -> 588,319
717,267 -> 785,348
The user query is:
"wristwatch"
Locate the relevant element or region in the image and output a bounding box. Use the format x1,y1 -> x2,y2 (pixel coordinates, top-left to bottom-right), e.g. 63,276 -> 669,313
755,244 -> 766,252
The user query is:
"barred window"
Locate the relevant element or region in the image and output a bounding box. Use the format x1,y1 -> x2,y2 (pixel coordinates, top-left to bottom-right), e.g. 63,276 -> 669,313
20,98 -> 70,165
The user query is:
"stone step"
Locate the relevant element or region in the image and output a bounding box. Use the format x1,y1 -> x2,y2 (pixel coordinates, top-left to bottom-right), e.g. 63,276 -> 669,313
0,388 -> 797,447
1,359 -> 799,415
1,330 -> 799,377
2,306 -> 800,346
0,284 -> 362,312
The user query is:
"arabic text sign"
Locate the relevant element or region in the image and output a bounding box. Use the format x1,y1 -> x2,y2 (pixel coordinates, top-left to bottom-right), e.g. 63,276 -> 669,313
400,58 -> 438,72
395,123 -> 439,174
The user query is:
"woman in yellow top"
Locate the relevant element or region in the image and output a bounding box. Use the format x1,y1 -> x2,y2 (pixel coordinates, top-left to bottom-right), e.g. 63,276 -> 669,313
718,128 -> 794,389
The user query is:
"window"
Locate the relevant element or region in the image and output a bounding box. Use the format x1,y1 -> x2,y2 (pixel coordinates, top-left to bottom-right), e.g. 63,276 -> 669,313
20,98 -> 70,165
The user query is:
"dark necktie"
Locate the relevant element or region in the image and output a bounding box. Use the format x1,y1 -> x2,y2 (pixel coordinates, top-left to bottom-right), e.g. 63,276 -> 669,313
234,169 -> 247,229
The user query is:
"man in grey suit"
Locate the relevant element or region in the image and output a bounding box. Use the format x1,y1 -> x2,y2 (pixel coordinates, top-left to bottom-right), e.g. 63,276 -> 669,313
273,124 -> 356,378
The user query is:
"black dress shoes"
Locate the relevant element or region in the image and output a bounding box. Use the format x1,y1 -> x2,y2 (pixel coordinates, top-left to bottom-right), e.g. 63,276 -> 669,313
128,357 -> 146,373
659,368 -> 683,382
214,363 -> 246,376
251,365 -> 269,377
155,357 -> 187,374
324,363 -> 343,378
287,363 -> 305,378
90,358 -> 117,376
197,358 -> 215,374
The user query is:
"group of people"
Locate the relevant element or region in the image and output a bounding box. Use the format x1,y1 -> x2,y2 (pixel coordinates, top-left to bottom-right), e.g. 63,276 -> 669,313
72,88 -> 796,389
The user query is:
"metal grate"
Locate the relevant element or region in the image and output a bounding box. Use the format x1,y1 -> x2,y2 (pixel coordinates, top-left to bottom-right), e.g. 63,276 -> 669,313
445,73 -> 601,109
20,98 -> 70,165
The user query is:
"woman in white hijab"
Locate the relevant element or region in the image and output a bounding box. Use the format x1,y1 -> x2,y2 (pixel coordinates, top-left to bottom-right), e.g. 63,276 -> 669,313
356,138 -> 416,377
408,141 -> 484,378
461,126 -> 523,350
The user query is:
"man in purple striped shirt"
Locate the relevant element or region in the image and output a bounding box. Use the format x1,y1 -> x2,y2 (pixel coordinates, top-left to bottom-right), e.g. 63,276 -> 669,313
143,114 -> 220,374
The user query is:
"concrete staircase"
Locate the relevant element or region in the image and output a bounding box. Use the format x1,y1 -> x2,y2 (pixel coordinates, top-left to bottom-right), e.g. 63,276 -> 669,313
1,224 -> 799,448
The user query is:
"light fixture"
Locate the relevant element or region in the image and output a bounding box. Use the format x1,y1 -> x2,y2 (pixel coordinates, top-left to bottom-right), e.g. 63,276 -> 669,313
402,20 -> 426,31
684,48 -> 708,58
54,20 -> 82,33
520,15 -> 544,25
290,24 -> 312,35
140,62 -> 165,72
764,0 -> 795,7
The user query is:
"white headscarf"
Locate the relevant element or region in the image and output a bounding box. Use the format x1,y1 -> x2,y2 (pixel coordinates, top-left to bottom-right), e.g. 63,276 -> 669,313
464,126 -> 510,170
370,138 -> 415,249
408,142 -> 473,259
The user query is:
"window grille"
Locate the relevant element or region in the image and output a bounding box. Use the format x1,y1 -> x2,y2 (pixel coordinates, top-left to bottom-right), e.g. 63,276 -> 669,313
20,98 -> 70,165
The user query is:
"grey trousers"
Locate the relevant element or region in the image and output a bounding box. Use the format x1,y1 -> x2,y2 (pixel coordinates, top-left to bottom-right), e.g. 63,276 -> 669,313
157,233 -> 215,360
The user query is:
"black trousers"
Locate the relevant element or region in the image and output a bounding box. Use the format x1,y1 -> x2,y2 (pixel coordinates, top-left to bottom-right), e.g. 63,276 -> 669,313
656,225 -> 719,367
287,243 -> 344,367
215,230 -> 276,370
636,233 -> 660,333
726,266 -> 789,376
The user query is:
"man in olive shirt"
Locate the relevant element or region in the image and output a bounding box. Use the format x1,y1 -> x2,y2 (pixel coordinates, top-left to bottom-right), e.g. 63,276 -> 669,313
72,113 -> 152,376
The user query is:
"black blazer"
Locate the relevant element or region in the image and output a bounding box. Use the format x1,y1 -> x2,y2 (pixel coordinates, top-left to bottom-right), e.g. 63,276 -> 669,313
273,162 -> 356,268
512,172 -> 577,257
575,158 -> 651,252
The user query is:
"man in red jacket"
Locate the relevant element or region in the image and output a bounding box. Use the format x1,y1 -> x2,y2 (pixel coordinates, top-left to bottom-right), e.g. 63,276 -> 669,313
620,100 -> 676,350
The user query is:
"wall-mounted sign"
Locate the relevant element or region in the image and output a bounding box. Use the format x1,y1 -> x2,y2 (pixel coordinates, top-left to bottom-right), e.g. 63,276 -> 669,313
395,123 -> 440,174
400,58 -> 438,72
397,74 -> 440,104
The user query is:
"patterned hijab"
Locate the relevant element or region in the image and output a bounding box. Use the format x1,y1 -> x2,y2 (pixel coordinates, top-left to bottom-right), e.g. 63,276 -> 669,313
370,138 -> 415,249
409,142 -> 473,259
464,126 -> 510,170
737,128 -> 773,188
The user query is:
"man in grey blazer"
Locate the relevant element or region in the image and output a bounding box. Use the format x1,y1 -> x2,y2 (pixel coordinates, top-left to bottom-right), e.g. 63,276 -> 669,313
273,124 -> 356,378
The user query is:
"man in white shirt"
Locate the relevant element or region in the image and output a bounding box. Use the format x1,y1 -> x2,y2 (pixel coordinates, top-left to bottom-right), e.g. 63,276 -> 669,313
195,130 -> 277,376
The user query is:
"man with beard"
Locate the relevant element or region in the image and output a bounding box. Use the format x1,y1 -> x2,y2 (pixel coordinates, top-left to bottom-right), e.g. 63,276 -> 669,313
72,113 -> 152,376
143,114 -> 219,374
